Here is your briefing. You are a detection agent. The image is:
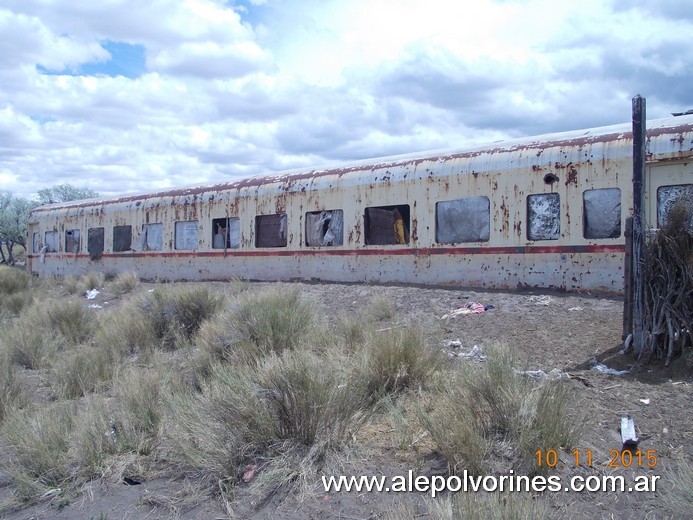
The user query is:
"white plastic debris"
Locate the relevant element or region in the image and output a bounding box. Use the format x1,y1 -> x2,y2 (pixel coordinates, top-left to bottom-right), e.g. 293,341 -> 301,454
85,289 -> 100,300
444,339 -> 462,349
457,345 -> 486,361
639,398 -> 650,405
590,362 -> 630,376
528,295 -> 554,306
88,304 -> 103,309
568,306 -> 583,311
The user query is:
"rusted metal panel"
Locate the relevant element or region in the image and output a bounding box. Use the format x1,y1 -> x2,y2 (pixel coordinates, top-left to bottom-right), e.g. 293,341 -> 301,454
27,115 -> 693,294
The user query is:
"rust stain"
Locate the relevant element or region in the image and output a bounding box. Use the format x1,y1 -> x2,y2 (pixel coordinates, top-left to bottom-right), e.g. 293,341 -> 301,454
565,164 -> 578,186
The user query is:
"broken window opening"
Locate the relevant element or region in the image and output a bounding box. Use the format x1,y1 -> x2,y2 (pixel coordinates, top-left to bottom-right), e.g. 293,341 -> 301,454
255,213 -> 287,248
364,205 -> 410,245
305,210 -> 344,246
436,196 -> 490,244
88,227 -> 104,260
65,229 -> 81,253
32,232 -> 40,253
212,217 -> 241,249
175,220 -> 199,250
527,193 -> 560,241
657,184 -> 693,229
133,223 -> 164,251
583,188 -> 621,239
113,225 -> 132,252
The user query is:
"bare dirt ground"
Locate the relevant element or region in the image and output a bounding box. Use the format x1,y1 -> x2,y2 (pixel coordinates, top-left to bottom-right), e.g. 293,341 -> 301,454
1,281 -> 691,520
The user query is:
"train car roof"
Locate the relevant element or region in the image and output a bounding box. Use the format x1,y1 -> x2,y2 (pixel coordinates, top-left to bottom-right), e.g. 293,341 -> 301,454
31,114 -> 693,214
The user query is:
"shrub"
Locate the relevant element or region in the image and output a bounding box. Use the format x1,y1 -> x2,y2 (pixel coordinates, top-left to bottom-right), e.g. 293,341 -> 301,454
358,327 -> 443,399
420,344 -> 580,476
5,314 -> 62,370
112,271 -> 139,295
46,299 -> 96,347
82,271 -> 105,291
257,349 -> 370,446
366,294 -> 396,322
197,286 -> 314,363
93,306 -> 157,359
140,285 -> 225,349
0,350 -> 28,422
54,346 -> 116,398
0,266 -> 31,295
3,402 -> 76,493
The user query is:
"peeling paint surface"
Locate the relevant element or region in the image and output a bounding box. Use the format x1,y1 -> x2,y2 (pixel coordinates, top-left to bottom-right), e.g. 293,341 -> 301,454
26,115 -> 693,293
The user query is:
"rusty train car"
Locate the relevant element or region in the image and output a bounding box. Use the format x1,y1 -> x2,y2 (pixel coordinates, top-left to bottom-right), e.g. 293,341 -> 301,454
26,115 -> 693,294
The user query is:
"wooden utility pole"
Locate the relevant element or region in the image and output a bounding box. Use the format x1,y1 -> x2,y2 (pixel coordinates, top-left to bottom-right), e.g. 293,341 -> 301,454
631,95 -> 646,358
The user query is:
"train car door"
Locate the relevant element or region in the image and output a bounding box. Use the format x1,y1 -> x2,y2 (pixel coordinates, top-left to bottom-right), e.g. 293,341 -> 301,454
645,161 -> 693,230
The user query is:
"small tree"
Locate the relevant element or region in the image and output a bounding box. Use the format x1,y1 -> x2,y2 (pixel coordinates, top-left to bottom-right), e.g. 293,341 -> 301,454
0,193 -> 37,264
36,184 -> 99,205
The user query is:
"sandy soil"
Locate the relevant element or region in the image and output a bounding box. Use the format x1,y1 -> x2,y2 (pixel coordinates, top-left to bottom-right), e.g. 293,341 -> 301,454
1,281 -> 690,519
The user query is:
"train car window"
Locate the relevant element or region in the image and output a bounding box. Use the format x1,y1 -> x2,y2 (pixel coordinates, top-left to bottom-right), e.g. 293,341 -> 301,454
44,231 -> 59,252
527,193 -> 560,241
212,217 -> 241,249
32,232 -> 40,253
583,188 -> 621,239
88,227 -> 104,260
305,210 -> 343,246
255,213 -> 287,247
133,223 -> 163,251
436,197 -> 490,243
657,184 -> 693,228
364,205 -> 410,245
65,229 -> 81,253
113,225 -> 132,252
175,220 -> 199,250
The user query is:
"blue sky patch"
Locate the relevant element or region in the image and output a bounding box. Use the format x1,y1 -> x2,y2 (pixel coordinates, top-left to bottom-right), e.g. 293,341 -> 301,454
37,41 -> 146,78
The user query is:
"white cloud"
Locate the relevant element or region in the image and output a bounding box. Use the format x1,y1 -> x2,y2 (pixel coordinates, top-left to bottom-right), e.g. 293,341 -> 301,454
0,0 -> 691,201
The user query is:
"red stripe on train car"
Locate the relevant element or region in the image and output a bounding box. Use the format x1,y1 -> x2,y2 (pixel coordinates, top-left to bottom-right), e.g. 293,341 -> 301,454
29,243 -> 625,260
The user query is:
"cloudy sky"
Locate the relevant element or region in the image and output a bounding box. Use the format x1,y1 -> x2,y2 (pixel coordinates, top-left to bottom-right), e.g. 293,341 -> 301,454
1,0 -> 692,200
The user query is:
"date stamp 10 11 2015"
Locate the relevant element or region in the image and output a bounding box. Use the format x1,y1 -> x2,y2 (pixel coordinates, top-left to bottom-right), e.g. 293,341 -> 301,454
535,449 -> 658,469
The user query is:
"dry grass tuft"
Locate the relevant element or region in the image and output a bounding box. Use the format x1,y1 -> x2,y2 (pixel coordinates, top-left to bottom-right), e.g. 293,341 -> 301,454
197,286 -> 315,364
420,344 -> 580,475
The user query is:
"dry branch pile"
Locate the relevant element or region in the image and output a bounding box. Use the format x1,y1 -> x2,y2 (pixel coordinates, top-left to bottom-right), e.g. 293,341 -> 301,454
640,199 -> 693,365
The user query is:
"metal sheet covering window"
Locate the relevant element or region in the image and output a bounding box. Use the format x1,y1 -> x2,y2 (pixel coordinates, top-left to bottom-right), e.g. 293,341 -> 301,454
527,193 -> 560,241
255,213 -> 287,247
657,184 -> 693,228
305,210 -> 343,246
583,188 -> 621,239
88,227 -> 104,260
44,231 -> 59,252
133,223 -> 164,251
65,229 -> 81,253
113,225 -> 132,252
436,196 -> 490,243
175,220 -> 199,250
364,205 -> 410,245
212,217 -> 241,249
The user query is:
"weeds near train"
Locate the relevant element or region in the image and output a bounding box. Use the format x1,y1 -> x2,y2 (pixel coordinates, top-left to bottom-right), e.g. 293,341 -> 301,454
0,274 -> 582,516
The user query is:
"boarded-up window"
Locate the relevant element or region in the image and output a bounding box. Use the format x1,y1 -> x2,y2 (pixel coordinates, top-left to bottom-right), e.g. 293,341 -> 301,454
364,205 -> 410,245
436,197 -> 490,243
657,184 -> 693,228
113,225 -> 132,252
45,231 -> 59,252
32,232 -> 40,253
132,223 -> 164,251
527,193 -> 560,241
88,227 -> 104,260
212,217 -> 241,249
175,220 -> 199,250
255,213 -> 287,247
65,229 -> 81,253
305,210 -> 343,246
583,188 -> 621,239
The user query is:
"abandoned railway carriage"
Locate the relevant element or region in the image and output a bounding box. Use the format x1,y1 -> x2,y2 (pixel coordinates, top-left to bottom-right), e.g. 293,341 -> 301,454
27,115 -> 693,294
